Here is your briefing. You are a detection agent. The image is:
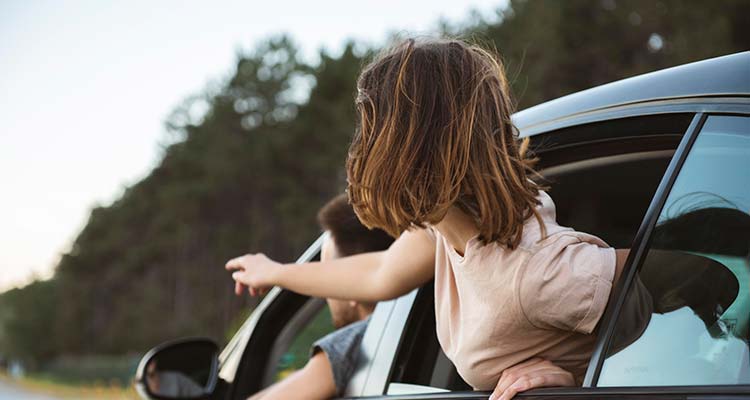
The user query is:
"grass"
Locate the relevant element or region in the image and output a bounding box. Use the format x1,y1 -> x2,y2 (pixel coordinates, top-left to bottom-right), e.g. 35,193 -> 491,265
0,372 -> 139,399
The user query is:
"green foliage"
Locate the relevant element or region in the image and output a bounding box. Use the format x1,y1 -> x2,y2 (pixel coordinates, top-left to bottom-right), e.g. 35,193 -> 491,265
0,1 -> 748,371
0,281 -> 57,366
468,0 -> 750,109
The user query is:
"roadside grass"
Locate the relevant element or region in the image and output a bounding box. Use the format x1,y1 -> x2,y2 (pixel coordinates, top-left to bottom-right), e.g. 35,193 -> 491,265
0,372 -> 139,399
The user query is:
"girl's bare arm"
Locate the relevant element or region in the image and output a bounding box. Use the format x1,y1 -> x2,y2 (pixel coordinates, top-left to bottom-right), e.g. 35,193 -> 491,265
226,228 -> 436,302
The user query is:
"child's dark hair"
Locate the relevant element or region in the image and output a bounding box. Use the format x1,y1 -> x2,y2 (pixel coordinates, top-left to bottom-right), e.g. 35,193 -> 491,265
317,193 -> 394,257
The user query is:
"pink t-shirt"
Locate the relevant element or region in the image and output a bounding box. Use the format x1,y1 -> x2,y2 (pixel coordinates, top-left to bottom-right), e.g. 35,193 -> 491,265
428,190 -> 616,389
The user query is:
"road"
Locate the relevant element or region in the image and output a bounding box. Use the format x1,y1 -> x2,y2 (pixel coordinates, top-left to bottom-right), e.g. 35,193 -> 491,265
0,381 -> 59,400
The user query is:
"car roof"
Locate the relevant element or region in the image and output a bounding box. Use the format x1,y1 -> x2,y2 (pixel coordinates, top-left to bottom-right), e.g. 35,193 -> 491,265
513,51 -> 750,135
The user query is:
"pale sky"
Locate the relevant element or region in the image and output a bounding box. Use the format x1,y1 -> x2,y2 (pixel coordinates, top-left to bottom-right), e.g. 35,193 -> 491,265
0,0 -> 505,291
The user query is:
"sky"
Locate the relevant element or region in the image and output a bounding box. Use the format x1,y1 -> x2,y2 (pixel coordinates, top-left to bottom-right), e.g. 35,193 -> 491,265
0,0 -> 505,291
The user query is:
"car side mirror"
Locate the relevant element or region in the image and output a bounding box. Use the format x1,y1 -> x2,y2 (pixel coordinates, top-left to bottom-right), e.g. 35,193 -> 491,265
135,337 -> 219,400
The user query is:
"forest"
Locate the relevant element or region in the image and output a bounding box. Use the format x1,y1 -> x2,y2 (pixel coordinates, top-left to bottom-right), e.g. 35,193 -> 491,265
0,0 -> 747,385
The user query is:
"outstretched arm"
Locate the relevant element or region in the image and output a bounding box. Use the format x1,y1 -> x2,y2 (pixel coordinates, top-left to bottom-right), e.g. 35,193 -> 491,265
248,352 -> 337,400
226,228 -> 436,302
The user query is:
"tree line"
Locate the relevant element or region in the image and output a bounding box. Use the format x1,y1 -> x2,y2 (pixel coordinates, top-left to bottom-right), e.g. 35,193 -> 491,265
1,0 -> 747,369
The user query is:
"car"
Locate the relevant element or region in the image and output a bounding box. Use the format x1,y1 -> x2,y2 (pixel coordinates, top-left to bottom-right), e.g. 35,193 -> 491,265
133,51 -> 750,400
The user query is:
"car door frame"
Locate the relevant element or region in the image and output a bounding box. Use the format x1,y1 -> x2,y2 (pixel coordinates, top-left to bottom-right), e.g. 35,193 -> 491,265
583,109 -> 750,398
581,112 -> 709,386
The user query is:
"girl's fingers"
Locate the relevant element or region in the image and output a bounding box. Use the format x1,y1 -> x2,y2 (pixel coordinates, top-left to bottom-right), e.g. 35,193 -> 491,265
496,383 -> 520,400
498,370 -> 571,400
225,258 -> 243,271
232,270 -> 263,297
227,254 -> 269,297
491,358 -> 544,399
500,374 -> 544,400
233,272 -> 249,294
491,358 -> 573,400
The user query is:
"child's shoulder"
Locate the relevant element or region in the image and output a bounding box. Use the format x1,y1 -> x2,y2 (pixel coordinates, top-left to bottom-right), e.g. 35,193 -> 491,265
524,189 -> 613,251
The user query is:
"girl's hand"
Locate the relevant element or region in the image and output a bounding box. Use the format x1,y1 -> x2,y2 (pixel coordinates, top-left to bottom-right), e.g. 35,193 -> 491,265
225,253 -> 280,297
489,358 -> 575,400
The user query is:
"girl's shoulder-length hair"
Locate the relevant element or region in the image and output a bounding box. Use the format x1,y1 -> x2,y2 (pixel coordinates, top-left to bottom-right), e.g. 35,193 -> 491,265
346,36 -> 546,249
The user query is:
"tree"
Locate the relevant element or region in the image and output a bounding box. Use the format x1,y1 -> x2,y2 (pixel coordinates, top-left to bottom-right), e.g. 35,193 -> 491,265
1,1 -> 748,368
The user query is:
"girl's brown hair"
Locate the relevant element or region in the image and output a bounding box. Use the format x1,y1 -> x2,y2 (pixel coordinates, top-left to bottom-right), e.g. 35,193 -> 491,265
346,37 -> 545,249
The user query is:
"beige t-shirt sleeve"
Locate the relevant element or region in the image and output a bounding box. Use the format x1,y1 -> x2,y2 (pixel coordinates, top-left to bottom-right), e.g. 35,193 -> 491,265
518,232 -> 616,334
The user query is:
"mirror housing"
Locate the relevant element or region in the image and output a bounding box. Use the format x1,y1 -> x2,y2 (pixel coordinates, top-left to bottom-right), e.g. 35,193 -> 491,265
135,337 -> 219,400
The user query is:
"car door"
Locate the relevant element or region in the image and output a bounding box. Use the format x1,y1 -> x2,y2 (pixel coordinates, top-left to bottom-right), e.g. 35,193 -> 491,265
217,234 -> 335,400
345,112 -> 749,400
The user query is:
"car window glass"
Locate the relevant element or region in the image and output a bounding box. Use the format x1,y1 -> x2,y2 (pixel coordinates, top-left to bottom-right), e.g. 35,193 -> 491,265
271,305 -> 334,382
599,115 -> 750,386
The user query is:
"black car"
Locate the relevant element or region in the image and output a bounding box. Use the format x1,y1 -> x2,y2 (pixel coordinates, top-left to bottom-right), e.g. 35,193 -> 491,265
134,51 -> 750,400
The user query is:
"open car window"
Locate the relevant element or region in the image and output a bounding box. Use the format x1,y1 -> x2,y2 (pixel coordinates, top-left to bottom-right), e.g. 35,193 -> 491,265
598,115 -> 750,386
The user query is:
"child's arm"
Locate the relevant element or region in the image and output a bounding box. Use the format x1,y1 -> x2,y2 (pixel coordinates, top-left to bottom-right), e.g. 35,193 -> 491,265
226,228 -> 436,302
